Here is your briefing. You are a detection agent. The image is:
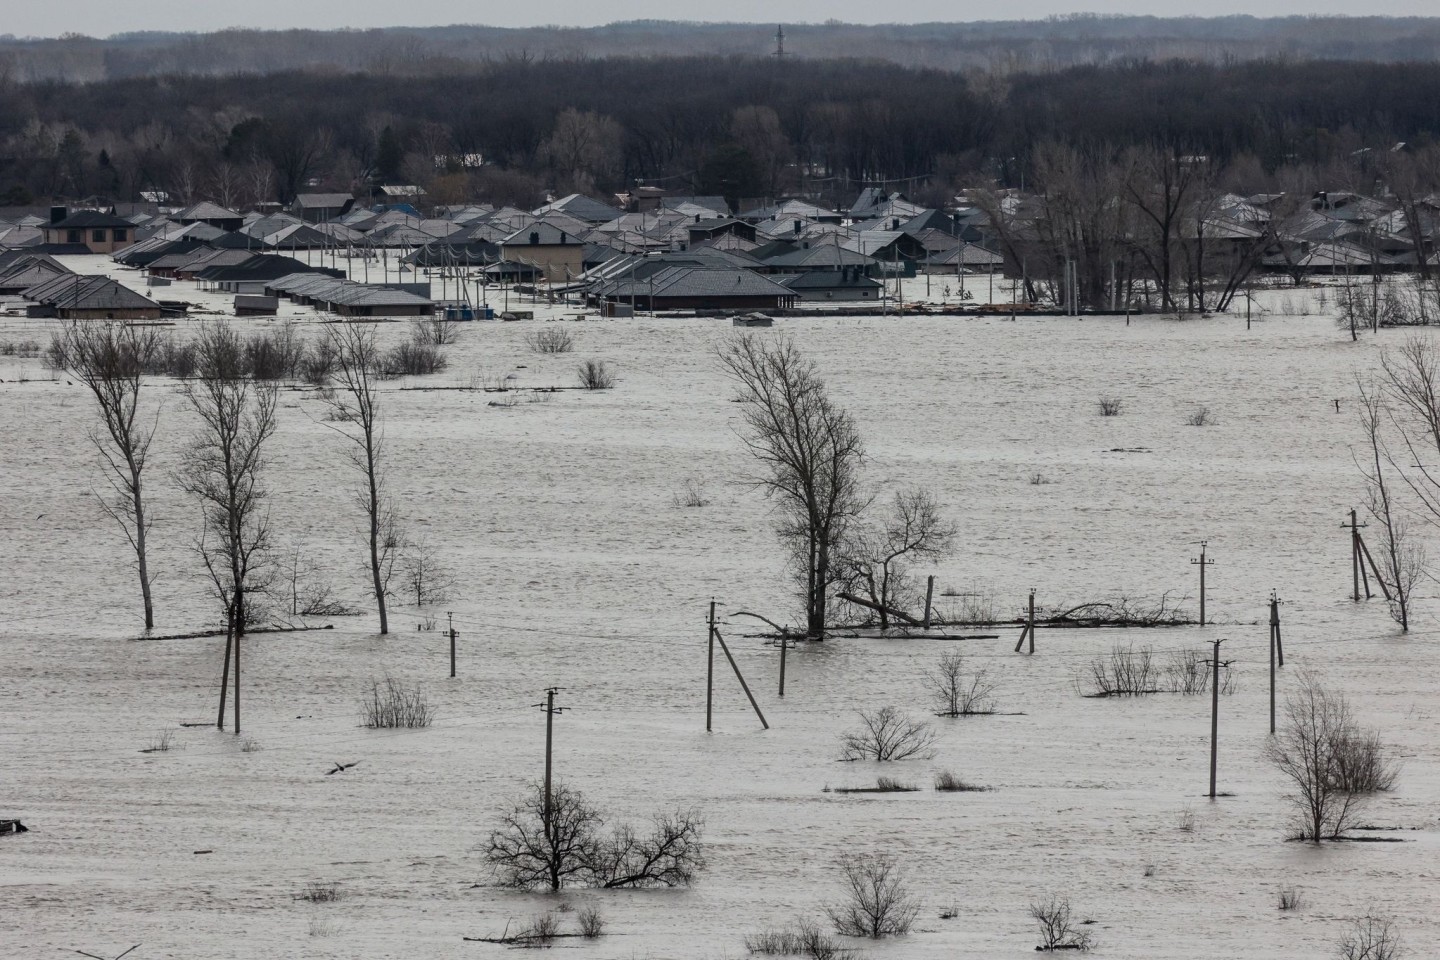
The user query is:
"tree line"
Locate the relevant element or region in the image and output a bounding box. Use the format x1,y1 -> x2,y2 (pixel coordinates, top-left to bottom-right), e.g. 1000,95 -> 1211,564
6,56 -> 1440,210
5,17 -> 1440,83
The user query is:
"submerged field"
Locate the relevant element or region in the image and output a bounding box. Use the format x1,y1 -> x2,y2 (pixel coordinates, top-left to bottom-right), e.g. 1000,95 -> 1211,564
2,283 -> 1438,959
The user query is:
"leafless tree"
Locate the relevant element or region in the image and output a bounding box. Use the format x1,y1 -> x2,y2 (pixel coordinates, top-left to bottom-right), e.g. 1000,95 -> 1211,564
487,781 -> 602,892
1339,914 -> 1404,960
1029,896 -> 1095,952
925,650 -> 997,716
177,322 -> 278,645
399,535 -> 455,607
274,546 -> 349,618
824,853 -> 919,939
1356,383 -> 1425,630
589,809 -> 706,889
839,487 -> 956,630
1122,145 -> 1204,313
719,336 -> 867,638
54,321 -> 162,629
321,324 -> 397,633
1265,676 -> 1384,842
838,706 -> 936,761
485,781 -> 704,892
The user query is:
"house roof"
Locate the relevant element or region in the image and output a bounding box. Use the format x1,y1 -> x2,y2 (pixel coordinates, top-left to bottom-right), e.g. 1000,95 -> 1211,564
48,210 -> 134,230
780,270 -> 882,290
23,274 -> 160,310
176,201 -> 242,222
597,265 -> 791,301
294,193 -> 355,210
533,193 -> 620,224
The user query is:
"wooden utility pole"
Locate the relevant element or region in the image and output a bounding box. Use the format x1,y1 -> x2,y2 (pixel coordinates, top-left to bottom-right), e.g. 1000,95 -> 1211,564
535,687 -> 565,839
233,626 -> 240,735
1269,592 -> 1284,734
1013,589 -> 1036,654
447,611 -> 457,678
1344,509 -> 1368,601
1204,639 -> 1232,798
1190,541 -> 1214,625
923,575 -> 935,631
706,601 -> 716,732
778,635 -> 788,698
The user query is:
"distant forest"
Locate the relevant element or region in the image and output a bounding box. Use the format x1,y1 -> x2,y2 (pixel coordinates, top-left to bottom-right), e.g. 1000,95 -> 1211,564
4,19 -> 1440,209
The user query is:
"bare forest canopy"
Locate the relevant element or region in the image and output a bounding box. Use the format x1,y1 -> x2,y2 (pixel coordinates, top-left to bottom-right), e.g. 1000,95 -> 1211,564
7,53 -> 1440,210
6,17 -> 1440,82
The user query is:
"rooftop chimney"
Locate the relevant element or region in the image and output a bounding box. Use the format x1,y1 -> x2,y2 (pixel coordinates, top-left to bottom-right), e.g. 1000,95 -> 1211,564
50,205 -> 68,225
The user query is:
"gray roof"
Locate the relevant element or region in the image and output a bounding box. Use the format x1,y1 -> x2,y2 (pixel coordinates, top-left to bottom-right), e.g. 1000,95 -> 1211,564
23,274 -> 160,310
294,193 -> 355,209
533,193 -> 620,224
176,201 -> 242,222
598,266 -> 791,301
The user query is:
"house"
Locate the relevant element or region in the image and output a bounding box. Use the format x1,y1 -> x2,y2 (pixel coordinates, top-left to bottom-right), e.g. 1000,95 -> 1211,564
22,273 -> 162,319
780,269 -> 883,301
174,201 -> 244,232
533,193 -> 620,225
499,218 -> 586,282
0,253 -> 72,295
590,266 -> 796,311
264,274 -> 434,316
292,193 -> 356,223
193,254 -> 339,293
687,218 -> 758,245
41,209 -> 136,253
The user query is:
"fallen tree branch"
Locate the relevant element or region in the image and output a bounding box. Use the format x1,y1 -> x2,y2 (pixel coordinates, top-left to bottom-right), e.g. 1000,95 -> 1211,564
134,624 -> 335,642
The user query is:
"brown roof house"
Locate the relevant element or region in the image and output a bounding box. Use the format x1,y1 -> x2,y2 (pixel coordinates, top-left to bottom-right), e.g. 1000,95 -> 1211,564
42,208 -> 136,254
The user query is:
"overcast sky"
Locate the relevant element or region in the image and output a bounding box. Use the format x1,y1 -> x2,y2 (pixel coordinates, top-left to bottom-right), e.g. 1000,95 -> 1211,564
5,0 -> 1435,38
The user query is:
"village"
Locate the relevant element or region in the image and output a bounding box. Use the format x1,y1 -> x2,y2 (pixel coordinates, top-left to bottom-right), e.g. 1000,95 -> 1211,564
3,179 -> 1436,325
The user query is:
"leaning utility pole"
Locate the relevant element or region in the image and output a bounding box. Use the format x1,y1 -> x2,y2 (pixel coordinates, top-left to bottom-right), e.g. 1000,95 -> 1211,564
1269,592 -> 1284,734
1190,541 -> 1214,625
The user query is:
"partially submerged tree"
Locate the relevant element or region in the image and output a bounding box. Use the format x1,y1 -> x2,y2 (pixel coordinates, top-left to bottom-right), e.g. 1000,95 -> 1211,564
487,781 -> 602,893
925,650 -> 997,716
838,706 -> 936,761
838,487 -> 956,629
1265,676 -> 1397,842
177,323 -> 278,691
485,781 -> 704,892
1356,383 -> 1425,630
825,853 -> 919,939
399,535 -> 455,607
53,321 -> 162,629
719,336 -> 866,637
321,323 -> 396,633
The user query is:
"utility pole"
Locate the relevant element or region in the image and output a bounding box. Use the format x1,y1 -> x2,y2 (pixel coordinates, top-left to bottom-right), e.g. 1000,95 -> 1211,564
1343,508 -> 1376,602
534,687 -> 566,839
447,611 -> 457,678
1190,541 -> 1214,625
1013,589 -> 1036,654
706,601 -> 716,732
1204,639 -> 1231,798
1269,592 -> 1284,735
233,625 -> 240,735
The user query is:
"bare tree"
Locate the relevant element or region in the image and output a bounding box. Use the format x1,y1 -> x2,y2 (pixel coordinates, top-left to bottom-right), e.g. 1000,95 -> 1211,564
839,487 -> 956,630
399,536 -> 455,607
925,650 -> 997,716
54,321 -> 162,629
485,781 -> 704,892
177,323 -> 278,647
719,336 -> 866,638
274,545 -> 349,618
824,853 -> 919,939
322,323 -> 396,633
588,809 -> 706,889
1029,896 -> 1095,952
1265,676 -> 1379,842
487,781 -> 602,892
1339,914 -> 1404,960
838,706 -> 936,761
1356,383 -> 1425,630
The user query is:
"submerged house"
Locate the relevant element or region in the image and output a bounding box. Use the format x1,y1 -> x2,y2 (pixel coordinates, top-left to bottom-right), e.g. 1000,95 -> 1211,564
22,274 -> 162,319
